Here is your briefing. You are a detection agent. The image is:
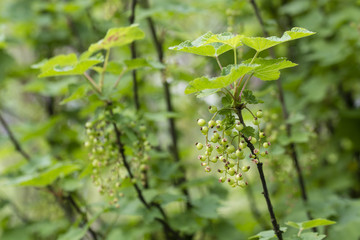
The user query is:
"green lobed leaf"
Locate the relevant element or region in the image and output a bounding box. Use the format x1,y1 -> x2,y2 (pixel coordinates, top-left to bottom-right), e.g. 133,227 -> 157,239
169,32 -> 233,57
249,227 -> 287,240
242,126 -> 256,137
243,57 -> 298,81
88,24 -> 145,53
302,218 -> 336,230
242,27 -> 315,52
8,163 -> 80,187
204,32 -> 243,48
36,53 -> 103,77
286,218 -> 336,230
184,64 -> 256,94
242,89 -> 264,104
299,232 -> 326,240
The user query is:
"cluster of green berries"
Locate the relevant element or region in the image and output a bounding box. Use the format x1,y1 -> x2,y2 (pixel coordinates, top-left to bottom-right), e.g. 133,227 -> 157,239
84,112 -> 152,207
84,115 -> 124,208
195,106 -> 271,188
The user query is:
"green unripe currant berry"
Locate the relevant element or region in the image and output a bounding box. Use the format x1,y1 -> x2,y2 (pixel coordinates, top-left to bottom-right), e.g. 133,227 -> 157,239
221,138 -> 228,145
263,142 -> 270,148
256,110 -> 263,118
235,173 -> 243,180
206,144 -> 213,152
84,141 -> 91,148
242,166 -> 250,172
250,137 -> 257,144
259,132 -> 265,139
227,178 -> 235,185
208,106 -> 217,114
252,117 -> 260,125
228,168 -> 236,176
201,162 -> 207,166
197,119 -> 206,126
211,156 -> 218,163
219,177 -> 226,183
227,145 -> 236,154
198,155 -> 206,161
236,149 -> 244,158
201,126 -> 209,135
235,122 -> 244,131
260,152 -> 266,157
216,145 -> 224,153
219,155 -> 226,162
238,181 -> 247,188
208,120 -> 216,128
139,125 -> 146,132
85,122 -> 93,128
229,153 -> 237,159
228,160 -> 236,167
239,141 -> 247,149
205,166 -> 211,172
224,129 -> 233,136
195,142 -> 203,150
254,149 -> 259,155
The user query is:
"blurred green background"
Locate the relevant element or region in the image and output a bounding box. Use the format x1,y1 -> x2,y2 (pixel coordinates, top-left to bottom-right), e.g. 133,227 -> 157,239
0,0 -> 360,239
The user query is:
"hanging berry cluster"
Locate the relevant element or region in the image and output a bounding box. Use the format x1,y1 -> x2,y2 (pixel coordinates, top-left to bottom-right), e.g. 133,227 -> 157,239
84,109 -> 151,207
195,105 -> 271,188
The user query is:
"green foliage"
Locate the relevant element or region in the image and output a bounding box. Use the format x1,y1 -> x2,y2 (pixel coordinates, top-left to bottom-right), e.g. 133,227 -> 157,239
169,32 -> 233,57
35,54 -> 103,77
241,27 -> 315,52
0,0 -> 358,239
184,64 -> 256,94
88,24 -> 145,53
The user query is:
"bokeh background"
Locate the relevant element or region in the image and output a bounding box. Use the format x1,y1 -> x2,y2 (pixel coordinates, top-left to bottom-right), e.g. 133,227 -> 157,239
0,0 -> 359,239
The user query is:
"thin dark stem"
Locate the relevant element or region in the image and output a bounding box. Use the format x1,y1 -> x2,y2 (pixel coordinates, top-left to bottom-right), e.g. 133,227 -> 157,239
144,0 -> 192,209
248,0 -> 315,229
129,0 -> 140,111
0,112 -> 31,161
235,105 -> 283,240
108,105 -> 184,240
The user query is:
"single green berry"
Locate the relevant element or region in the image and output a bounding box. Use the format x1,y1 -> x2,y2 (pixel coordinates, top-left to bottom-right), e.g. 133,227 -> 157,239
235,122 -> 244,131
242,166 -> 250,172
211,156 -> 218,163
139,125 -> 146,132
85,122 -> 93,128
239,141 -> 247,149
238,181 -> 247,188
195,142 -> 203,150
259,132 -> 265,138
206,144 -> 213,152
236,149 -> 244,158
249,136 -> 257,144
229,153 -> 237,159
228,160 -> 236,167
263,142 -> 270,148
227,145 -> 236,154
198,155 -> 206,161
216,145 -> 224,153
208,120 -> 216,128
205,166 -> 211,172
208,106 -> 218,114
227,178 -> 235,185
228,168 -> 236,176
201,126 -> 209,135
256,110 -> 263,118
235,173 -> 243,180
260,152 -> 266,157
219,177 -> 226,183
224,129 -> 233,136
221,138 -> 228,145
219,155 -> 226,163
197,119 -> 206,126
252,117 -> 260,125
